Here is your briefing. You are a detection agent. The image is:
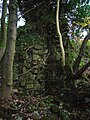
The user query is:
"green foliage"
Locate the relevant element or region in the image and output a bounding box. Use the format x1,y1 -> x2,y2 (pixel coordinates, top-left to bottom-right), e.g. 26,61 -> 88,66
87,40 -> 90,46
76,4 -> 90,18
70,4 -> 90,29
66,40 -> 80,69
0,43 -> 5,48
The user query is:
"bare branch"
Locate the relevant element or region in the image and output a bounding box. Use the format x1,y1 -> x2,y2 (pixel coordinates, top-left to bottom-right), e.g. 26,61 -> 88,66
17,1 -> 44,21
73,32 -> 90,73
73,61 -> 90,79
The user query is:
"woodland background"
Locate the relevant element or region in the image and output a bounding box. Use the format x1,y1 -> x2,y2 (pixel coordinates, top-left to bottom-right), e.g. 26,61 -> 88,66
0,0 -> 90,119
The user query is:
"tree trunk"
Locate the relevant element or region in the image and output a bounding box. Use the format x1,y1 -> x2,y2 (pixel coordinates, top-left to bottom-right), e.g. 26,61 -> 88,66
1,0 -> 17,100
56,0 -> 65,67
0,0 -> 7,61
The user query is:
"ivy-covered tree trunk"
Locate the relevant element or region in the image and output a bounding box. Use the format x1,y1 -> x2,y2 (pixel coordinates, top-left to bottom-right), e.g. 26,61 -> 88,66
1,0 -> 17,99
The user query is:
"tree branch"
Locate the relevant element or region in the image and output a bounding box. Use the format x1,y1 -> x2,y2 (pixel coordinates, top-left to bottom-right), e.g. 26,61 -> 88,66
18,1 -> 44,20
73,32 -> 90,73
73,61 -> 90,79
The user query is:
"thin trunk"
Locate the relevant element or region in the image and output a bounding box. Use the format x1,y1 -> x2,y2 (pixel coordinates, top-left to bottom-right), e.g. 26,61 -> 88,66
1,0 -> 17,99
56,0 -> 65,67
0,0 -> 7,61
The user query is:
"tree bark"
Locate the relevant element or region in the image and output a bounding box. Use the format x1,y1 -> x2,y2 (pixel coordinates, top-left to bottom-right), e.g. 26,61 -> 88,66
0,0 -> 7,61
73,32 -> 90,73
73,61 -> 90,79
1,0 -> 17,100
56,0 -> 65,67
